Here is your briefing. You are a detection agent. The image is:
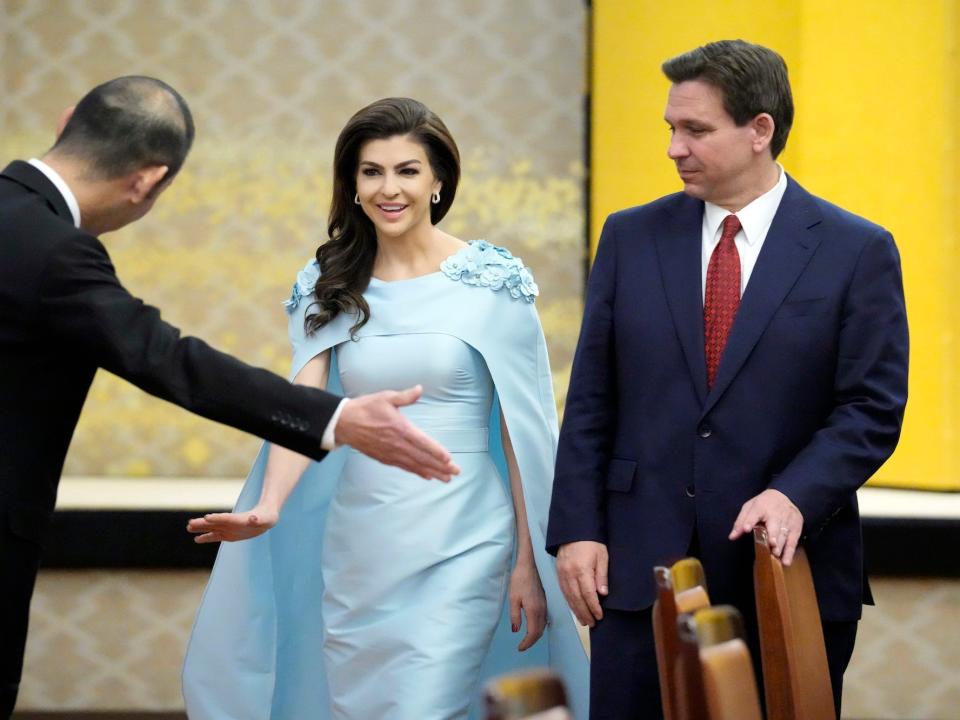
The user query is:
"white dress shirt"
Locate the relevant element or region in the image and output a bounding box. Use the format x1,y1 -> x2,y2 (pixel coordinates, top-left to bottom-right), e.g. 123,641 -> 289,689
322,399 -> 347,450
29,158 -> 81,228
701,165 -> 788,299
28,157 -> 345,450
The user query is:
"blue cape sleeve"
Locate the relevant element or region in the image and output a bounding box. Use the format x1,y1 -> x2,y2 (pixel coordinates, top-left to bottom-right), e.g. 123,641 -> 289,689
459,293 -> 589,720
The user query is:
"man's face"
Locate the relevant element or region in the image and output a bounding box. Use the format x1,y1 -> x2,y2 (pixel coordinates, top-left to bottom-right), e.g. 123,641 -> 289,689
664,79 -> 758,207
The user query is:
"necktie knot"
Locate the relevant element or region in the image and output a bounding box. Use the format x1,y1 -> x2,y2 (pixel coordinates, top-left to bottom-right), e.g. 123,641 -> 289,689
721,214 -> 741,242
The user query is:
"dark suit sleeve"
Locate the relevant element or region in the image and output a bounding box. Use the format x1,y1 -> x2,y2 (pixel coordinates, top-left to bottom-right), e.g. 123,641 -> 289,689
38,233 -> 341,461
546,216 -> 620,553
770,230 -> 908,535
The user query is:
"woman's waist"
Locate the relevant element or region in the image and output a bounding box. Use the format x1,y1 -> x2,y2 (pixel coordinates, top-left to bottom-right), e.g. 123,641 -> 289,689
346,422 -> 490,453
401,417 -> 490,453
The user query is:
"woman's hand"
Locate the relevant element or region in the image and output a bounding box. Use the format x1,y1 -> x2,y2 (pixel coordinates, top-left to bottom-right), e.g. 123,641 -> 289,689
186,504 -> 279,543
509,558 -> 548,651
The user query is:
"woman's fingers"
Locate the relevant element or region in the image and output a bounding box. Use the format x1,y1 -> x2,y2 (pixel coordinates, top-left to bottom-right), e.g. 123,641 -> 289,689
518,603 -> 547,651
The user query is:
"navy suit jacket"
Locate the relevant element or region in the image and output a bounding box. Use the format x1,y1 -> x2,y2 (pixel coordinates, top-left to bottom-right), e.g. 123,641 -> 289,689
546,177 -> 908,622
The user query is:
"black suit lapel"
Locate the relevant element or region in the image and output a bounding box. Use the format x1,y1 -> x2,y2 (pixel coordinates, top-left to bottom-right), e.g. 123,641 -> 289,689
655,194 -> 709,405
701,178 -> 824,417
1,160 -> 74,224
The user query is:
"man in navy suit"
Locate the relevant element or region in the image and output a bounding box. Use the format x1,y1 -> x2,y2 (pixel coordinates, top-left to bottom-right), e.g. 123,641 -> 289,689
547,40 -> 908,719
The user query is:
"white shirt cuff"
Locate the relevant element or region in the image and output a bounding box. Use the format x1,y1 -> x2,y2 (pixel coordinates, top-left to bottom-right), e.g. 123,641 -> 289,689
321,398 -> 349,450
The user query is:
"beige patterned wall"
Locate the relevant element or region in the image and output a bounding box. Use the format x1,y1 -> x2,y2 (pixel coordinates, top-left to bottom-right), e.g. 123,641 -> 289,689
19,572 -> 960,716
20,571 -> 205,710
0,0 -> 587,478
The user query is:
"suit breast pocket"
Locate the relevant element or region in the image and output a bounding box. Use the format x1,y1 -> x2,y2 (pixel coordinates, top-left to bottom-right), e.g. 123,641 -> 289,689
774,297 -> 828,319
606,458 -> 638,493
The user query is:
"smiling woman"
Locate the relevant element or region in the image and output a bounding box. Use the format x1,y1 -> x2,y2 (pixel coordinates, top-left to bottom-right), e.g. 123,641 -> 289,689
356,136 -> 451,269
303,98 -> 462,338
181,98 -> 589,720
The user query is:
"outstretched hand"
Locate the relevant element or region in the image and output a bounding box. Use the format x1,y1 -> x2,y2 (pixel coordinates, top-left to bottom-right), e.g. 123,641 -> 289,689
336,385 -> 460,481
728,488 -> 804,565
187,504 -> 279,544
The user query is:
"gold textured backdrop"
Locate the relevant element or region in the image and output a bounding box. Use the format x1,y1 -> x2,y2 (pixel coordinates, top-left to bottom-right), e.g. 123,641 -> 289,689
1,0 -> 587,478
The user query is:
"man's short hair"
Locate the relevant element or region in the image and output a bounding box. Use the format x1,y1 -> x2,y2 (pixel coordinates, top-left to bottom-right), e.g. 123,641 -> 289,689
662,40 -> 794,159
52,76 -> 195,180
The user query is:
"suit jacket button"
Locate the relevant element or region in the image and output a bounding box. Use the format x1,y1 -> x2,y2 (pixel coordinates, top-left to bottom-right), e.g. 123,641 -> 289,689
685,485 -> 696,498
698,425 -> 712,438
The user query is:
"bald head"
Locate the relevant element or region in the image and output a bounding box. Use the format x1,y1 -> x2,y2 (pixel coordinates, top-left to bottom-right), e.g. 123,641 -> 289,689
51,76 -> 194,181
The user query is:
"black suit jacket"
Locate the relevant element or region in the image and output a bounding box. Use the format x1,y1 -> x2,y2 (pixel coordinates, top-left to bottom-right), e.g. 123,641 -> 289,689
0,160 -> 340,701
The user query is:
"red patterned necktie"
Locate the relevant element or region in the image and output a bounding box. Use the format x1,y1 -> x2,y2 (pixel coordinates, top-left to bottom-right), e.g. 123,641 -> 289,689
704,214 -> 742,389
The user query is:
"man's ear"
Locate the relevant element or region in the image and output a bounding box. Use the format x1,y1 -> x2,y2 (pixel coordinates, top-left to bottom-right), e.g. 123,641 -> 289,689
751,113 -> 775,154
129,165 -> 170,203
55,106 -> 75,140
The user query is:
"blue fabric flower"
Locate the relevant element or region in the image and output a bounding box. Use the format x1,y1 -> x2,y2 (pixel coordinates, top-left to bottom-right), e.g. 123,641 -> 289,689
440,240 -> 539,302
283,259 -> 320,313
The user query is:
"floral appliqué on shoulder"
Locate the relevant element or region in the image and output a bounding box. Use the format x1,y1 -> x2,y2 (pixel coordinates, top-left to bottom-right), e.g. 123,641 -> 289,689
283,259 -> 320,314
440,240 -> 539,303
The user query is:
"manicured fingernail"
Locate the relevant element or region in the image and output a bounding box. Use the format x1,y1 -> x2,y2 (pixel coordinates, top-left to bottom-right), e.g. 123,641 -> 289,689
600,585 -> 608,594
511,624 -> 519,633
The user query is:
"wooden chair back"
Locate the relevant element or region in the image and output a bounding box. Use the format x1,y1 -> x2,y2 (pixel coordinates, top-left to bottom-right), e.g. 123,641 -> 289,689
484,668 -> 568,720
654,557 -> 711,720
675,612 -> 710,720
753,526 -> 835,720
691,606 -> 763,720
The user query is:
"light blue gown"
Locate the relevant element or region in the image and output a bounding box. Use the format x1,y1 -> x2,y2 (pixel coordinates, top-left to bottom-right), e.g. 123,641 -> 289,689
324,332 -> 513,718
183,241 -> 589,720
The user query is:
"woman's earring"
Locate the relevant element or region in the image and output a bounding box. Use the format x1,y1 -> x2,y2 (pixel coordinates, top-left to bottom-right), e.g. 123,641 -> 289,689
354,193 -> 360,205
432,191 -> 440,204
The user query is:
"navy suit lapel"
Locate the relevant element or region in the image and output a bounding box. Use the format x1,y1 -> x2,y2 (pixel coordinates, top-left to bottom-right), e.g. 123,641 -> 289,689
701,178 -> 824,417
655,194 -> 708,405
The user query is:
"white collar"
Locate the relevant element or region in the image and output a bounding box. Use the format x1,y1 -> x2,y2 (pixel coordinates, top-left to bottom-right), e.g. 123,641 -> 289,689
28,158 -> 81,228
703,164 -> 788,246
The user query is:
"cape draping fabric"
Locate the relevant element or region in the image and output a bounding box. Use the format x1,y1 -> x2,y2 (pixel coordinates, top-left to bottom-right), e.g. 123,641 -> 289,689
182,270 -> 589,720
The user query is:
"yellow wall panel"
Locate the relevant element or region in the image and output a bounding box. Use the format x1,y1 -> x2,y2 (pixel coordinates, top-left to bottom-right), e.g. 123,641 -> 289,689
794,1 -> 957,489
592,0 -> 959,489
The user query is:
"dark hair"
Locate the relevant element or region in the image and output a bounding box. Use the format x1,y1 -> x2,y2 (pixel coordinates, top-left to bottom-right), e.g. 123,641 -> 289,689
52,75 -> 195,181
307,97 -> 460,336
662,40 -> 793,158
